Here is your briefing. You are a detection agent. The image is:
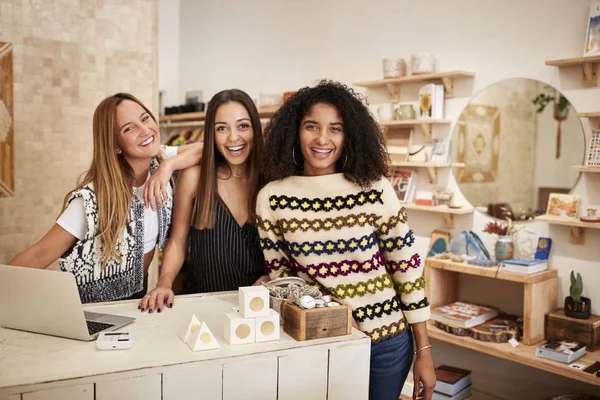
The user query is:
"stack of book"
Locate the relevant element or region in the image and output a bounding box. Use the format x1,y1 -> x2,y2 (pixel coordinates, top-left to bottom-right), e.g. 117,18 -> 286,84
500,258 -> 548,275
433,365 -> 472,400
431,301 -> 499,329
536,340 -> 586,364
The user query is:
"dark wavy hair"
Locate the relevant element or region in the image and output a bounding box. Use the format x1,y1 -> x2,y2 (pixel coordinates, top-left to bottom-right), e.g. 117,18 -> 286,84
262,80 -> 389,188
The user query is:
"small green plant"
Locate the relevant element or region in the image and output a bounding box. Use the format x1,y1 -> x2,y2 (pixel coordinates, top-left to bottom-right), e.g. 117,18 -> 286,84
569,271 -> 583,302
532,85 -> 569,114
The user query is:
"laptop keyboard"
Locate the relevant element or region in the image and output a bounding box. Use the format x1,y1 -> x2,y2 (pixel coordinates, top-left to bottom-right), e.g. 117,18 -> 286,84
86,320 -> 115,335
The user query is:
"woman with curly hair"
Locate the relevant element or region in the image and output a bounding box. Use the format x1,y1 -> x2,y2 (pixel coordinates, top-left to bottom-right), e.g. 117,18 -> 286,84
256,80 -> 436,400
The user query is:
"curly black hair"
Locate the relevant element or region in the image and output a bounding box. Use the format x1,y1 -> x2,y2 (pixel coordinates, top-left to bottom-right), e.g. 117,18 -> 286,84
261,79 -> 389,188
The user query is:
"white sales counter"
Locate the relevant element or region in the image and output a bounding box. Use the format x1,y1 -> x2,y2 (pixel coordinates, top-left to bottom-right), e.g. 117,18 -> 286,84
0,292 -> 370,400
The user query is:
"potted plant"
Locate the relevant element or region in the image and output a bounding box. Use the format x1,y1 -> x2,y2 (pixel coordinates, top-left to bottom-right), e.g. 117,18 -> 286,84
531,86 -> 570,159
483,220 -> 516,261
564,271 -> 591,319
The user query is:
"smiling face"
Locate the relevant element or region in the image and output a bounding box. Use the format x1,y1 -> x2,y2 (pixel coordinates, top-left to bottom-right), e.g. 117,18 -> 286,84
299,103 -> 344,176
214,101 -> 254,168
115,99 -> 161,163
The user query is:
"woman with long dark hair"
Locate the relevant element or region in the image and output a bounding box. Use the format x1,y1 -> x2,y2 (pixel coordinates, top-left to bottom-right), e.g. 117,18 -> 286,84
257,80 -> 436,400
139,89 -> 267,313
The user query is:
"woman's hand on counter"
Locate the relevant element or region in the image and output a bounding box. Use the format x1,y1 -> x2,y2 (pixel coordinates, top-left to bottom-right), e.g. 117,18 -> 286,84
139,286 -> 175,313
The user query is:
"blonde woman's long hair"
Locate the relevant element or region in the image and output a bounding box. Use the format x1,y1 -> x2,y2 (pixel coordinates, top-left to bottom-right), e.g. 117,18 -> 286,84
62,93 -> 160,267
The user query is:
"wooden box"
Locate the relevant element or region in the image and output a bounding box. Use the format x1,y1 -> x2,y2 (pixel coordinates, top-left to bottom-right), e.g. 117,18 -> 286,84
545,308 -> 600,351
281,301 -> 352,341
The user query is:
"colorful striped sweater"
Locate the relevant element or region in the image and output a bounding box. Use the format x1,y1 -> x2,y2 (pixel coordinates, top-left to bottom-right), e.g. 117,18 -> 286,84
256,173 -> 430,343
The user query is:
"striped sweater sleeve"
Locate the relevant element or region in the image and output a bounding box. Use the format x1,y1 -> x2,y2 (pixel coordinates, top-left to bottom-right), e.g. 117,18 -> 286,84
256,185 -> 296,279
377,178 -> 430,324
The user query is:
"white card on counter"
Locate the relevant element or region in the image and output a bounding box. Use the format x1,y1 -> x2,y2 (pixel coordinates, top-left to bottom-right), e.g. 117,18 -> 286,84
508,338 -> 519,347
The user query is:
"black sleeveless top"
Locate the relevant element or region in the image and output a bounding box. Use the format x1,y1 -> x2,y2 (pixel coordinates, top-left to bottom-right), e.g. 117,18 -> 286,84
185,197 -> 265,294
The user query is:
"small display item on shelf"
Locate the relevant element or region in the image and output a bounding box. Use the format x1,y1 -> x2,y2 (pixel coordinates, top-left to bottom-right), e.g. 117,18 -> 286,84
536,340 -> 587,364
467,258 -> 499,267
585,130 -> 600,167
431,301 -> 499,329
411,53 -> 435,75
383,58 -> 406,79
545,308 -> 600,351
534,237 -> 553,260
546,193 -> 580,219
580,206 -> 600,223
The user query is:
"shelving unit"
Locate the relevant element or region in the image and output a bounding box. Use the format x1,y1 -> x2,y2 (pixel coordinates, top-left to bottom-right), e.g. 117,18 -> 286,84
402,204 -> 473,228
535,214 -> 600,245
427,321 -> 600,387
379,119 -> 451,141
354,70 -> 475,102
545,55 -> 600,88
571,165 -> 600,173
425,258 -> 558,345
159,106 -> 280,124
389,161 -> 464,184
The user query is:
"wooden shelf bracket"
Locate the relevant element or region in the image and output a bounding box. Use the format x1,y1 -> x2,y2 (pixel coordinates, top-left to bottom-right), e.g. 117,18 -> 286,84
570,226 -> 586,245
440,77 -> 455,98
385,83 -> 400,102
582,62 -> 597,88
417,122 -> 433,142
425,166 -> 438,184
443,213 -> 455,229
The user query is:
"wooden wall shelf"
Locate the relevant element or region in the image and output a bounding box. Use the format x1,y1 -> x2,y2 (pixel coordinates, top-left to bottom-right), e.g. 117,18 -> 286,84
159,106 -> 280,124
535,214 -> 600,245
571,165 -> 600,173
426,258 -> 557,284
424,258 -> 558,345
354,71 -> 475,102
379,119 -> 451,141
427,321 -> 600,387
545,55 -> 600,88
389,162 -> 465,184
402,204 -> 473,228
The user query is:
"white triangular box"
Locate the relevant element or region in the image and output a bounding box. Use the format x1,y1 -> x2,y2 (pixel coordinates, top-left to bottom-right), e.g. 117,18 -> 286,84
186,321 -> 220,351
177,314 -> 202,343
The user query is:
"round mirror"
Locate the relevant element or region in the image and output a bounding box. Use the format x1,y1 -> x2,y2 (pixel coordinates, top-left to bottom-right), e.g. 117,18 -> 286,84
451,78 -> 585,221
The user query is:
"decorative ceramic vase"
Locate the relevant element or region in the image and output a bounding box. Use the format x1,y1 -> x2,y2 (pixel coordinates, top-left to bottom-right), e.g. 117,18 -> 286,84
383,58 -> 406,79
378,103 -> 395,121
495,235 -> 514,261
396,104 -> 416,120
410,53 -> 435,75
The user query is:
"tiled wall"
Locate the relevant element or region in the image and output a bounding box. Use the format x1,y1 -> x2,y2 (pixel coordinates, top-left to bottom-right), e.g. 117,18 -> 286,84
0,0 -> 158,263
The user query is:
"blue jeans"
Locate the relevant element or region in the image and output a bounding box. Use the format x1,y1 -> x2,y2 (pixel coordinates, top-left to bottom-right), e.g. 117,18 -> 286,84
369,328 -> 414,400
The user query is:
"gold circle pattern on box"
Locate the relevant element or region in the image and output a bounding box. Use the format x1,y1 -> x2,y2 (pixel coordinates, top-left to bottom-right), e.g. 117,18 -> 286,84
261,321 -> 275,336
249,297 -> 264,312
200,332 -> 212,343
236,324 -> 251,339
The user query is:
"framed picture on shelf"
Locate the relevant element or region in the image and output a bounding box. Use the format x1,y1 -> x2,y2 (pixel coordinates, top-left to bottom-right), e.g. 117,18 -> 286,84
584,3 -> 600,56
584,129 -> 600,167
430,137 -> 450,163
546,193 -> 580,220
389,168 -> 416,203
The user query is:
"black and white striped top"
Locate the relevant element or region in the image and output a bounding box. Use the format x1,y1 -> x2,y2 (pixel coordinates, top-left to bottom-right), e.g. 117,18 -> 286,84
185,197 -> 264,293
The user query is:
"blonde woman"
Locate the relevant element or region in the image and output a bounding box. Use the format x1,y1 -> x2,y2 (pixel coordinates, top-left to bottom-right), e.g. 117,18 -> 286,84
9,93 -> 202,304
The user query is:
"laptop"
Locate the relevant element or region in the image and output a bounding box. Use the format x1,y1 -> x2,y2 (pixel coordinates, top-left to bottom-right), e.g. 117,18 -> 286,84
0,264 -> 135,341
